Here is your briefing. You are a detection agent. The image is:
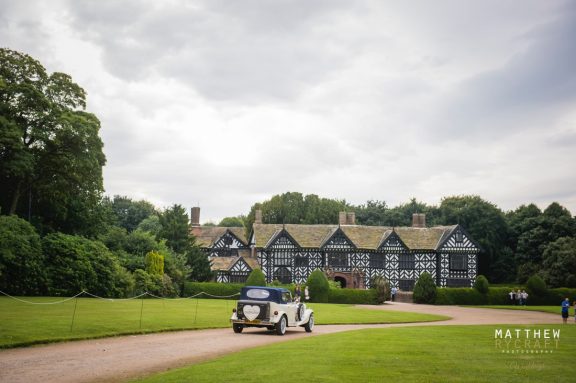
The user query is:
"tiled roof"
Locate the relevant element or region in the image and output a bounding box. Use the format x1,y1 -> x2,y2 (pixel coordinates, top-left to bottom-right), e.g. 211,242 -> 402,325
191,226 -> 248,247
209,255 -> 260,271
252,224 -> 459,251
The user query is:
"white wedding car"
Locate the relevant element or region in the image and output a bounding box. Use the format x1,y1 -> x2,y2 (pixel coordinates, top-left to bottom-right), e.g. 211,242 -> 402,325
231,286 -> 314,335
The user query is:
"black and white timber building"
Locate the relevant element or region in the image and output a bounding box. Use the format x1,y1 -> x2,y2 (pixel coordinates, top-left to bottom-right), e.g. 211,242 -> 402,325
191,208 -> 479,290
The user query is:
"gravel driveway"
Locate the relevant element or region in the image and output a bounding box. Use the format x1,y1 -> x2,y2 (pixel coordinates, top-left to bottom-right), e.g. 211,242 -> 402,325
0,303 -> 559,383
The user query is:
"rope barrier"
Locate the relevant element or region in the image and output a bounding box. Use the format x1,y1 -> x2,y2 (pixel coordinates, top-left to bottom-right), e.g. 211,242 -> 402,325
82,291 -> 149,301
0,289 -> 240,304
0,290 -> 85,305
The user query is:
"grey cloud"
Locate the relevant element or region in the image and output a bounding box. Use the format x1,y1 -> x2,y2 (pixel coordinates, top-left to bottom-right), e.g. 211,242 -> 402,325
428,4 -> 576,140
64,0 -> 356,102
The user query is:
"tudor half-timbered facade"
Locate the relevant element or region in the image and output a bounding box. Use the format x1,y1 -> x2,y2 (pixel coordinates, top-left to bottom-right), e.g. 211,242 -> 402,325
191,226 -> 257,283
249,219 -> 479,289
191,210 -> 479,290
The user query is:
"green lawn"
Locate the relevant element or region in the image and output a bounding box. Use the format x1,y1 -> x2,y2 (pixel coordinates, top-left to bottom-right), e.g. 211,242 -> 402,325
0,297 -> 447,348
475,306 -> 563,315
134,325 -> 576,383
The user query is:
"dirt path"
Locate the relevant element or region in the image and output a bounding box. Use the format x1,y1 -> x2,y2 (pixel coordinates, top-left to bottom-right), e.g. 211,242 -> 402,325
0,303 -> 559,383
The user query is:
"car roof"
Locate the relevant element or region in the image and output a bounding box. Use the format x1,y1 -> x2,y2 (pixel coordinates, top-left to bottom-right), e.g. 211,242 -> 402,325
243,286 -> 290,293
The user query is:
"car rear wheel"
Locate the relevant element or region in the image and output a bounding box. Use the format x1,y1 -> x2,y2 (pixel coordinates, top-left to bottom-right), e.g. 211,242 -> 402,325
233,323 -> 244,333
275,315 -> 287,336
304,313 -> 314,333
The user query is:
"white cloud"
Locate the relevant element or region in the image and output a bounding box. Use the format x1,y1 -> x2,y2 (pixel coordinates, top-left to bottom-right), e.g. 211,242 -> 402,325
1,0 -> 575,222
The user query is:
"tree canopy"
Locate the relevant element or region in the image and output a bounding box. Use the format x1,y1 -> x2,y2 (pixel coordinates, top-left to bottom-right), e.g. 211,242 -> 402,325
0,48 -> 106,235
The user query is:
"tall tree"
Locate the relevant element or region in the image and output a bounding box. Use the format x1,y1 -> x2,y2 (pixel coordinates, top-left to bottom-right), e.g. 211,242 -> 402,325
244,192 -> 348,232
511,202 -> 576,282
436,195 -> 509,279
218,216 -> 245,227
107,195 -> 158,232
0,48 -> 106,235
158,204 -> 190,254
542,237 -> 576,288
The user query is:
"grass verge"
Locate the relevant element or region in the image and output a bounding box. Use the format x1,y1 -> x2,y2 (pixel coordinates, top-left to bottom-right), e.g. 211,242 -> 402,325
134,325 -> 576,383
474,306 -> 563,316
0,297 -> 447,348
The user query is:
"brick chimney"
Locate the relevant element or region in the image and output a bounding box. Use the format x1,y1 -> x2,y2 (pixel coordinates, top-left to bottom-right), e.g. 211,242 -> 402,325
412,213 -> 426,228
339,211 -> 356,225
346,212 -> 356,225
255,209 -> 263,224
339,211 -> 347,225
190,207 -> 200,227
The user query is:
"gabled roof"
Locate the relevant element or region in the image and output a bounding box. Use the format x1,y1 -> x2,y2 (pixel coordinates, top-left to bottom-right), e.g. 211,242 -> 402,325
209,255 -> 259,271
394,226 -> 457,250
252,224 -> 461,251
191,226 -> 248,248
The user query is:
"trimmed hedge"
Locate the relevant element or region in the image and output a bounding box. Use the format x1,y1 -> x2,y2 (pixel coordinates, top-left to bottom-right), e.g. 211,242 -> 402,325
327,288 -> 377,304
183,282 -> 378,304
183,282 -> 243,299
434,287 -> 576,305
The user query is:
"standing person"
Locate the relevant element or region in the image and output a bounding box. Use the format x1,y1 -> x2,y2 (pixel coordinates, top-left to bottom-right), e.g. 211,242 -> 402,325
516,289 -> 522,306
522,290 -> 529,306
509,290 -> 515,305
295,284 -> 301,303
304,286 -> 310,301
561,298 -> 570,324
391,286 -> 397,302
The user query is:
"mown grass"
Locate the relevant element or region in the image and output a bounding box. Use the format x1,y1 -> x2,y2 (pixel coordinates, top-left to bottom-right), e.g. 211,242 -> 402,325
134,325 -> 576,383
0,297 -> 447,348
475,306 -> 564,316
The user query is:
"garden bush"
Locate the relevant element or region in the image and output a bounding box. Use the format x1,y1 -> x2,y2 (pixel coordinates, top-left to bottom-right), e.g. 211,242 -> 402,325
413,272 -> 437,304
473,275 -> 490,295
327,288 -> 377,304
526,275 -> 547,297
245,269 -> 266,286
371,275 -> 391,304
306,269 -> 330,303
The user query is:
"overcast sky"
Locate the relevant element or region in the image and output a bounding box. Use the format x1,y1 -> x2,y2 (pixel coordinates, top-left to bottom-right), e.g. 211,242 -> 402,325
2,0 -> 575,223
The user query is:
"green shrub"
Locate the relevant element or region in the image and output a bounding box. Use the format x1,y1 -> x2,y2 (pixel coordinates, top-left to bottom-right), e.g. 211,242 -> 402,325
526,275 -> 547,297
413,272 -> 437,304
183,282 -> 243,299
306,269 -> 330,303
245,269 -> 266,286
0,215 -> 46,295
486,287 -> 510,305
145,251 -> 164,276
327,288 -> 377,304
473,275 -> 489,294
371,275 -> 391,304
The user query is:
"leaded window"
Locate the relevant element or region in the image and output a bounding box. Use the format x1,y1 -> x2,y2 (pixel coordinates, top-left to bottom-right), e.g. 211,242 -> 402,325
328,253 -> 348,267
398,253 -> 415,270
217,248 -> 238,257
294,256 -> 308,267
274,250 -> 292,266
449,254 -> 467,270
455,231 -> 463,243
229,271 -> 249,283
369,254 -> 385,268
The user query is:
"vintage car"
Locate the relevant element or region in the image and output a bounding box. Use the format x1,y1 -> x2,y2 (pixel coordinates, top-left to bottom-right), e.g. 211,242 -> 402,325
231,286 -> 314,335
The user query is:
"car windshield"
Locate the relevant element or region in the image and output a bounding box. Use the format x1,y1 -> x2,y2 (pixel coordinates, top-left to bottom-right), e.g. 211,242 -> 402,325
246,289 -> 270,299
